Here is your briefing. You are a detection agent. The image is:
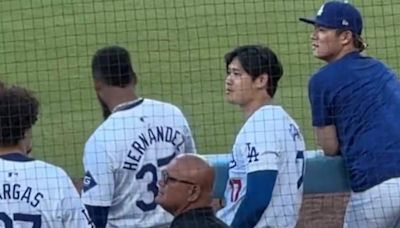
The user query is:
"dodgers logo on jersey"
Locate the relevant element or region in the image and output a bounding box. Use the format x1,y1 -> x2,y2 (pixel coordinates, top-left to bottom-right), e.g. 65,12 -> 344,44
289,124 -> 301,142
246,143 -> 259,163
83,171 -> 97,193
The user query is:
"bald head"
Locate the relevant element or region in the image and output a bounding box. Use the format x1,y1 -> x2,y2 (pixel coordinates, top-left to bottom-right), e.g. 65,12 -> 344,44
171,154 -> 215,193
156,154 -> 216,216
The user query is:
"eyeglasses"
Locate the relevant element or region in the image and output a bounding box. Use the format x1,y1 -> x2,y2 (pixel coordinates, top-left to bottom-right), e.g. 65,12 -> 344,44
161,170 -> 196,185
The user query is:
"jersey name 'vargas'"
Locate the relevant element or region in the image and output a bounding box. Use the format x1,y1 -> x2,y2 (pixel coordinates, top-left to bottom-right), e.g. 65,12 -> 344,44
0,183 -> 43,208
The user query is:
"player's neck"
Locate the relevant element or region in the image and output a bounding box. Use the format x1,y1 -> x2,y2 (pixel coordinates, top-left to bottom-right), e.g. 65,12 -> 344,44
107,89 -> 138,112
241,96 -> 271,120
0,145 -> 26,155
326,46 -> 359,63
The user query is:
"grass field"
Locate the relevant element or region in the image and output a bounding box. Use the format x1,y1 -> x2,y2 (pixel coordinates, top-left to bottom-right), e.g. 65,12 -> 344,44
0,0 -> 399,178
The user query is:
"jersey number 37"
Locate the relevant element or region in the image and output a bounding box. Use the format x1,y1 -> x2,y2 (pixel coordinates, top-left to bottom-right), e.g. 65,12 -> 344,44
135,153 -> 176,212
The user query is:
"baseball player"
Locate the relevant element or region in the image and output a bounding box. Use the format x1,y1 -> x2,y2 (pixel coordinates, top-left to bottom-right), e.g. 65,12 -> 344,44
300,1 -> 400,227
82,46 -> 196,228
216,45 -> 305,228
0,85 -> 92,227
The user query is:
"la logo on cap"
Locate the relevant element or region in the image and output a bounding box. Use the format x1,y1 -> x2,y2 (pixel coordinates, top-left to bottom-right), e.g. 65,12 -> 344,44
342,19 -> 349,26
317,4 -> 325,16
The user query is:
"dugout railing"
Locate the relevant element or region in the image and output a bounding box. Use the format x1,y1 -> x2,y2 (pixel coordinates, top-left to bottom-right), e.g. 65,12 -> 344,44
205,151 -> 351,197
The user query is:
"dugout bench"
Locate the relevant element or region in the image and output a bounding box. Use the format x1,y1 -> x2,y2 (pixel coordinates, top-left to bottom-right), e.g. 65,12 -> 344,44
204,151 -> 351,198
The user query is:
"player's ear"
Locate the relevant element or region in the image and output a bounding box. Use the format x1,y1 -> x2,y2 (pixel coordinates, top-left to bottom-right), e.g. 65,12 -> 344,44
22,129 -> 33,154
187,185 -> 201,202
340,30 -> 353,46
94,80 -> 103,92
255,74 -> 269,90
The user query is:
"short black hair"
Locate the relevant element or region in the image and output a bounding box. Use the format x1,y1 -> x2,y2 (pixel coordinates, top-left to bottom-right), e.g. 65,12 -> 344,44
0,86 -> 39,147
225,45 -> 283,97
91,45 -> 137,87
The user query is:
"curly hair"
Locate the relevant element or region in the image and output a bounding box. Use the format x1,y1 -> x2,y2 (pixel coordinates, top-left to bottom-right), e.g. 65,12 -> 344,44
0,85 -> 39,147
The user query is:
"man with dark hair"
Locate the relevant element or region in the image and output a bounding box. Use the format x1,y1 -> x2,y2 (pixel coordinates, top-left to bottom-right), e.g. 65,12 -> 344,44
216,45 -> 305,228
300,1 -> 400,227
0,85 -> 92,227
91,46 -> 138,119
82,45 -> 197,228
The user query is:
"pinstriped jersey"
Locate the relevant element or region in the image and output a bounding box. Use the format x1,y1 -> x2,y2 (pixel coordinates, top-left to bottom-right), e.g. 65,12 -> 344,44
217,105 -> 305,228
81,98 -> 196,228
0,153 -> 92,228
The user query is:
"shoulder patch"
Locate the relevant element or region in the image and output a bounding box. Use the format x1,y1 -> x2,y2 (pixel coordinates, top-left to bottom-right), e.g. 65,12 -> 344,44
83,171 -> 97,193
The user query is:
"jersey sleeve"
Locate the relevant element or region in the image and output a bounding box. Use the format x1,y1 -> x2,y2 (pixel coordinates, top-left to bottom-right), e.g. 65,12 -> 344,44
174,107 -> 197,154
242,113 -> 285,173
81,127 -> 115,207
308,73 -> 335,127
182,118 -> 197,154
60,171 -> 94,227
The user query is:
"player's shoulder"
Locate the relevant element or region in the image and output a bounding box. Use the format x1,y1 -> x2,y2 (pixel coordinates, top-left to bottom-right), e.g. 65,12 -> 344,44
24,159 -> 72,183
143,98 -> 185,114
141,98 -> 189,124
241,105 -> 290,133
309,63 -> 343,94
34,160 -> 70,177
310,63 -> 337,83
85,119 -> 111,146
359,54 -> 394,75
88,102 -> 141,140
110,98 -> 184,118
311,52 -> 366,82
249,105 -> 289,122
32,161 -> 79,200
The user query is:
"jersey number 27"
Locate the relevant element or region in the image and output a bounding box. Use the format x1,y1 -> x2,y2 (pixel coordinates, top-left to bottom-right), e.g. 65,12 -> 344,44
0,212 -> 41,228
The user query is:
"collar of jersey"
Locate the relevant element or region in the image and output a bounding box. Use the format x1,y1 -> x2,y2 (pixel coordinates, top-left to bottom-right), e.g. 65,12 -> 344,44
112,97 -> 144,113
0,153 -> 34,162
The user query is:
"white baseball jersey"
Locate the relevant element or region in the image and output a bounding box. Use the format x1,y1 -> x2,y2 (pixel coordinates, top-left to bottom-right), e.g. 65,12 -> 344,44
217,105 -> 305,228
0,153 -> 92,228
344,177 -> 400,228
82,98 -> 196,228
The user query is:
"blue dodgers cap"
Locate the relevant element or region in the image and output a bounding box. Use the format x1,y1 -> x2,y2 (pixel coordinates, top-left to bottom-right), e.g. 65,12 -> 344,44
299,1 -> 363,35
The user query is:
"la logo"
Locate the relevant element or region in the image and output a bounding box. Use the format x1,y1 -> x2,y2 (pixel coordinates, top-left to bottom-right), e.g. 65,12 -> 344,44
317,4 -> 325,16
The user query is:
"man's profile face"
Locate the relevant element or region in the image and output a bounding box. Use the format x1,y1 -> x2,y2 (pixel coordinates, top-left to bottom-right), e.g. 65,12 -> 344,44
224,58 -> 258,106
155,162 -> 192,214
311,26 -> 344,62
